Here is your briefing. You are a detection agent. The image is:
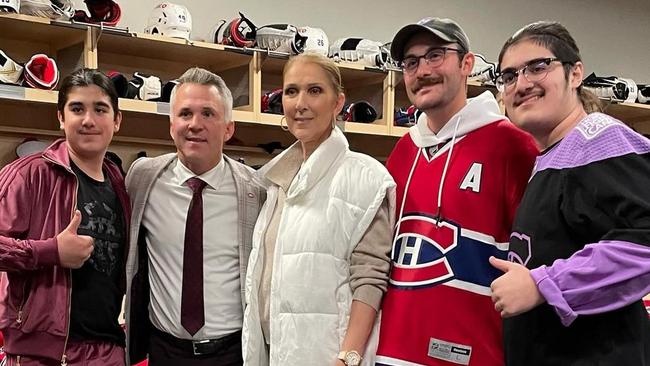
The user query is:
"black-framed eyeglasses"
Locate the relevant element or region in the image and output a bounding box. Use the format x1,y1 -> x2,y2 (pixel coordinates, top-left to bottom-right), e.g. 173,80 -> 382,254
400,47 -> 463,74
495,57 -> 571,93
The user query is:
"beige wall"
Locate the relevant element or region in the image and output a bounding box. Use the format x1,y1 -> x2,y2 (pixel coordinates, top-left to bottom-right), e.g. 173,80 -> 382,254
71,0 -> 650,83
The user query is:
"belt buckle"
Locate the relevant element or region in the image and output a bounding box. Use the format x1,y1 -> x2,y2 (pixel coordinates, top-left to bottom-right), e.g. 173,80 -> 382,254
192,339 -> 212,356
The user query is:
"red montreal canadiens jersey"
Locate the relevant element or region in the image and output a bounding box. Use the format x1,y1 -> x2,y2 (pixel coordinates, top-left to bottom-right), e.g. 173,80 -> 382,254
376,120 -> 537,366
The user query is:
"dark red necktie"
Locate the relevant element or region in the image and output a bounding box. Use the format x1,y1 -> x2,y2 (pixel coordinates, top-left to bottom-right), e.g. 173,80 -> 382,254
181,177 -> 207,336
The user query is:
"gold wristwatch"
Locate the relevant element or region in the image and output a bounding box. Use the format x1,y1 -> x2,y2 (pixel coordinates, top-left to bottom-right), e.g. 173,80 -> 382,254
338,350 -> 362,366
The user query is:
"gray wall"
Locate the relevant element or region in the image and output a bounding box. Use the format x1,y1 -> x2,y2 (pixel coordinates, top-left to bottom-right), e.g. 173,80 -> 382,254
73,0 -> 650,83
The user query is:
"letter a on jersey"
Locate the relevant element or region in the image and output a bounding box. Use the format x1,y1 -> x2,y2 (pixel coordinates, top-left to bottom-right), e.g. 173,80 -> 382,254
460,163 -> 482,193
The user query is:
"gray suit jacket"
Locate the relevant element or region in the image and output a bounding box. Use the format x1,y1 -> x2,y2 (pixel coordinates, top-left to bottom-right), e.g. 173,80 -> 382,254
123,153 -> 265,364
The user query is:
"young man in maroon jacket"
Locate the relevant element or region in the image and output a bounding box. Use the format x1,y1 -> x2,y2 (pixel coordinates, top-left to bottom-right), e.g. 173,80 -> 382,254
0,68 -> 130,366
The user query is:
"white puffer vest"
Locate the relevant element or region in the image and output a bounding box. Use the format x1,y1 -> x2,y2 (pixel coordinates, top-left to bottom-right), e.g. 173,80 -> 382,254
242,127 -> 395,366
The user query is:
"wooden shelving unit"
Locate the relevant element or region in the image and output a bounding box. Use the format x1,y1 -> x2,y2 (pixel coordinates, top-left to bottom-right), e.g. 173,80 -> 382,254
2,14 -> 650,169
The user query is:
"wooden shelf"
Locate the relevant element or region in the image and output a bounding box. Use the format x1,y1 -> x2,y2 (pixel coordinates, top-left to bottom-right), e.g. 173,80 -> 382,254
0,13 -> 51,24
96,30 -> 254,110
0,14 -> 89,79
119,98 -> 159,113
603,101 -> 650,133
0,124 -> 278,168
0,126 -> 278,155
258,55 -> 389,121
334,60 -> 374,71
258,113 -> 283,126
0,14 -> 74,40
99,32 -> 253,75
343,121 -> 389,135
259,54 -> 288,73
0,85 -> 290,161
233,110 -> 258,124
390,125 -> 410,137
0,125 -> 62,138
339,66 -> 387,85
0,85 -> 257,118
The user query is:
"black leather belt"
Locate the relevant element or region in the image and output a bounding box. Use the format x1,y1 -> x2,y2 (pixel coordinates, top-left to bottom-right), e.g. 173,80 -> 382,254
152,327 -> 241,356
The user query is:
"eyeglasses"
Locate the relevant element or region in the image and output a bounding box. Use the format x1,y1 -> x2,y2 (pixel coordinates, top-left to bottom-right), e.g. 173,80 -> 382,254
400,47 -> 463,74
495,57 -> 570,93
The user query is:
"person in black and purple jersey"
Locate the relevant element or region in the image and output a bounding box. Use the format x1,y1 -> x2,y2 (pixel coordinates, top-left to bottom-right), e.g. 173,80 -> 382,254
488,20 -> 650,365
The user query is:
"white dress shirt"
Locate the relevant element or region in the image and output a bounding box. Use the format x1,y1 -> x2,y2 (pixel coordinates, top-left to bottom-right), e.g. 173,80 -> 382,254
142,157 -> 242,339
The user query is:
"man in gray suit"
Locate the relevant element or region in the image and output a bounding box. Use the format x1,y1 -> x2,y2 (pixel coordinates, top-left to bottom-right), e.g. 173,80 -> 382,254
124,67 -> 264,366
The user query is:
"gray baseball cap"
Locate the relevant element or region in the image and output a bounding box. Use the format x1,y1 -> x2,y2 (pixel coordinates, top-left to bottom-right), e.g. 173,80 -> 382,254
391,17 -> 470,62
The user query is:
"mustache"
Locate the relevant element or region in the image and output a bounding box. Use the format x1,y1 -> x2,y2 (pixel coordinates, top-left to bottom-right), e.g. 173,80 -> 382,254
411,77 -> 442,93
513,90 -> 544,107
77,128 -> 102,134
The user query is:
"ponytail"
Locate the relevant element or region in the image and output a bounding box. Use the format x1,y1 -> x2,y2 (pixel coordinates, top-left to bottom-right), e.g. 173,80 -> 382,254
578,86 -> 603,114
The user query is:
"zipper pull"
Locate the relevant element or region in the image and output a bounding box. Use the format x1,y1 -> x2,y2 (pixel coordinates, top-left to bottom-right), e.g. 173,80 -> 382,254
16,310 -> 22,324
61,354 -> 67,366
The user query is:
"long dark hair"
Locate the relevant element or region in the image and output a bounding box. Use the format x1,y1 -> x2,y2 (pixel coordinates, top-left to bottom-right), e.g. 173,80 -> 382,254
57,68 -> 120,119
498,21 -> 602,113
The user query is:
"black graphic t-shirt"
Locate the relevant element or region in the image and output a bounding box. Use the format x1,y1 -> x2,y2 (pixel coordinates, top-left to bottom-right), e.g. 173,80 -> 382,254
69,162 -> 125,346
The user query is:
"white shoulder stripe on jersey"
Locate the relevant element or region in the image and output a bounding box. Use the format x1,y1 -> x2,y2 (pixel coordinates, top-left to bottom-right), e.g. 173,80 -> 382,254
460,228 -> 509,251
444,278 -> 492,296
375,355 -> 427,366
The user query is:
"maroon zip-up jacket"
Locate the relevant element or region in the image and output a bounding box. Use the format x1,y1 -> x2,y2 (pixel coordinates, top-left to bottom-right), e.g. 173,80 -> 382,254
0,138 -> 131,362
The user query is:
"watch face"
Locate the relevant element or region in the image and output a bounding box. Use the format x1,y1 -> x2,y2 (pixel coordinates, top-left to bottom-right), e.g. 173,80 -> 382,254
345,351 -> 362,366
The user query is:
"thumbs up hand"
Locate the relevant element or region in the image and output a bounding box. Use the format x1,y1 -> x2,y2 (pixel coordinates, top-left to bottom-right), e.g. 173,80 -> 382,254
489,256 -> 545,318
56,210 -> 94,269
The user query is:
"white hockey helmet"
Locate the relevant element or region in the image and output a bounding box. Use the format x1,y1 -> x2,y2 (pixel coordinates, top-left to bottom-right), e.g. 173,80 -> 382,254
0,0 -> 20,13
144,2 -> 192,40
297,26 -> 329,56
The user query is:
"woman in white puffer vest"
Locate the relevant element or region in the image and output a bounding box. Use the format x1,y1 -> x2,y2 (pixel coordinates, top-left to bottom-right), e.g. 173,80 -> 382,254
242,53 -> 396,366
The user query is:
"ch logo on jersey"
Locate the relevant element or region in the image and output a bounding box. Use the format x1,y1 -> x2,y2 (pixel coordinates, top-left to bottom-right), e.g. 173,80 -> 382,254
390,215 -> 460,288
390,214 -> 508,292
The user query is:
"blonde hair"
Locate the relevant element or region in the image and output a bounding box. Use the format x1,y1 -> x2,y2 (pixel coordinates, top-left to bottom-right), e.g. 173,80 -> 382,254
283,53 -> 344,95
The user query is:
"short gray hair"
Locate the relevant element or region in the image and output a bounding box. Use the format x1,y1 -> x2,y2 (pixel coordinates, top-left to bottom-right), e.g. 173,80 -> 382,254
169,67 -> 234,122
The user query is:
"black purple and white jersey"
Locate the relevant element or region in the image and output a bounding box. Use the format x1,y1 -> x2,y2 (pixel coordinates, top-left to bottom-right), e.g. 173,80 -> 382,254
504,112 -> 650,365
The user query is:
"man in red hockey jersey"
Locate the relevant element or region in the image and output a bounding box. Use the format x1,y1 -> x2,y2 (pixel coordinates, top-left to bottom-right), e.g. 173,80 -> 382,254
374,17 -> 538,366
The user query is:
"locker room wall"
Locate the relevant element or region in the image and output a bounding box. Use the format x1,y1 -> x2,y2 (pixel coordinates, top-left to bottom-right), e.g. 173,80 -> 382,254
71,0 -> 650,83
